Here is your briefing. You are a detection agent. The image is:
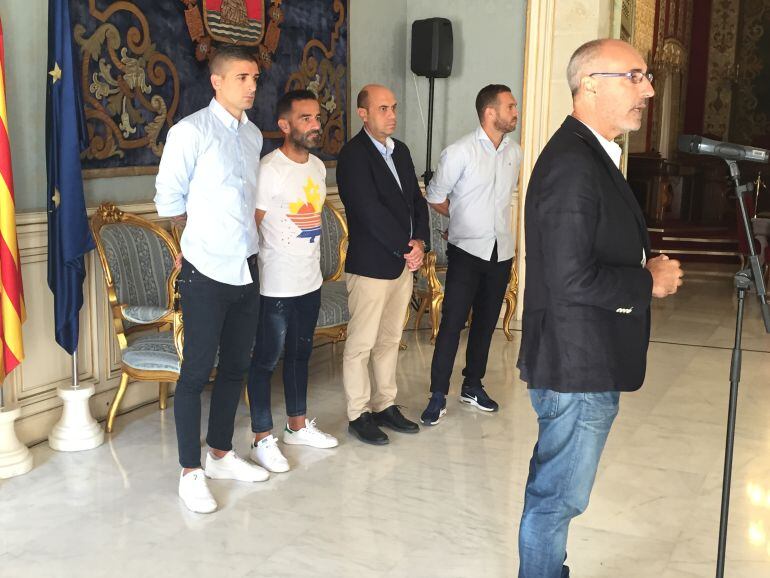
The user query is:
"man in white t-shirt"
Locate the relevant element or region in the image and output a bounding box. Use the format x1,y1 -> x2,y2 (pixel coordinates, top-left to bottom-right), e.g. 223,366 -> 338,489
246,90 -> 339,473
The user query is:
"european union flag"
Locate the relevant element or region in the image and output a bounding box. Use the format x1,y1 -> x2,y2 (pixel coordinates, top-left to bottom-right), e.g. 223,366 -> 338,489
46,0 -> 94,355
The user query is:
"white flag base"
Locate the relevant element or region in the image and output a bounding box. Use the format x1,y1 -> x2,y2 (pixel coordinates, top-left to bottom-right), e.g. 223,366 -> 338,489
0,406 -> 33,478
48,385 -> 104,452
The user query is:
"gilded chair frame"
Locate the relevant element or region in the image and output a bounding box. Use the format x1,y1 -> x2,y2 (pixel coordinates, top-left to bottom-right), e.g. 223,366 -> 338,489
502,250 -> 518,341
415,244 -> 518,343
314,200 -> 350,343
91,202 -> 183,433
413,250 -> 446,343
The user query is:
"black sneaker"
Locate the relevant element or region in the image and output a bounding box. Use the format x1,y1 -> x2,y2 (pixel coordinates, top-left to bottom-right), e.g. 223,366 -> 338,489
459,385 -> 499,412
373,405 -> 420,433
348,412 -> 389,445
420,394 -> 447,426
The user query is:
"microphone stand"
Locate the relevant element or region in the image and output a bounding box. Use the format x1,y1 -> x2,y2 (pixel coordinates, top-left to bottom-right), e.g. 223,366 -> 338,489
422,76 -> 435,189
715,160 -> 770,577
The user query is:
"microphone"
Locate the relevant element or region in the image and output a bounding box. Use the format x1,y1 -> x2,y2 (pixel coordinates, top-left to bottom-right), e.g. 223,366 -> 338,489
678,134 -> 769,163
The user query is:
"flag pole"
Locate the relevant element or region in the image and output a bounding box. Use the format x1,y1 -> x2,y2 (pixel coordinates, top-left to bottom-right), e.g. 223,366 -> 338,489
45,0 -> 102,452
48,348 -> 104,452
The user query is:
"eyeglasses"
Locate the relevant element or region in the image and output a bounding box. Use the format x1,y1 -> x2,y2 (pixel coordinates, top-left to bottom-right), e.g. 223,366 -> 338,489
589,70 -> 654,84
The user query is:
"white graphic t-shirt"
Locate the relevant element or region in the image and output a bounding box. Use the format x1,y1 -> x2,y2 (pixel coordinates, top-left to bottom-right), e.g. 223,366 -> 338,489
255,148 -> 327,297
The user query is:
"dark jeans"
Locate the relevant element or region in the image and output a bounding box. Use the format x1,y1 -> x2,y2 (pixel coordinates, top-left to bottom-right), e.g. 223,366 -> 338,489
246,288 -> 321,433
430,243 -> 512,395
174,257 -> 260,469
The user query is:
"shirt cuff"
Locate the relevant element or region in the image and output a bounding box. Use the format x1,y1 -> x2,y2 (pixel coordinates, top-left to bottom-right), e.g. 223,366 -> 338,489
154,196 -> 187,217
425,186 -> 448,204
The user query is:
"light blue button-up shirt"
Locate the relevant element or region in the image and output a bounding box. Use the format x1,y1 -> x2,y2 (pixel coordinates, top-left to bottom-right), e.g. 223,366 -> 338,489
426,126 -> 521,262
365,128 -> 402,190
365,128 -> 412,236
155,98 -> 263,285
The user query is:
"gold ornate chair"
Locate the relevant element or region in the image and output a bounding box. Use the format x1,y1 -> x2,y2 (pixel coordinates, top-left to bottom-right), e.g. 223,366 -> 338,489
414,210 -> 518,342
502,252 -> 518,341
413,208 -> 449,342
315,200 -> 350,343
91,202 -> 183,433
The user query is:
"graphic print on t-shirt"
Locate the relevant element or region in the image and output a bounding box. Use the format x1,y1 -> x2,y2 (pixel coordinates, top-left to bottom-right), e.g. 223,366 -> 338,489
286,176 -> 322,243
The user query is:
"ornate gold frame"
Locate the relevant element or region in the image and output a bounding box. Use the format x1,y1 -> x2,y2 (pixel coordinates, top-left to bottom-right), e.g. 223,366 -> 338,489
414,245 -> 518,343
314,200 -> 349,343
413,251 -> 445,344
91,202 -> 183,433
502,252 -> 518,341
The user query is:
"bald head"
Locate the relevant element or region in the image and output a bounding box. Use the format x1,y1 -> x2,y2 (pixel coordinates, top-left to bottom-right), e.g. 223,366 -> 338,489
567,39 -> 643,96
357,84 -> 398,144
357,84 -> 395,111
568,38 -> 654,140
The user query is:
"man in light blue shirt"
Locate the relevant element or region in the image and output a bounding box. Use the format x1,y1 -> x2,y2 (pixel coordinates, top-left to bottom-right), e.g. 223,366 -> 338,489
420,84 -> 522,425
154,46 -> 269,514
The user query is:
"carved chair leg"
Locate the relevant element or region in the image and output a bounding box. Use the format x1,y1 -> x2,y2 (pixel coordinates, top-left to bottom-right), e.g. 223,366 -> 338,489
503,294 -> 515,342
106,372 -> 130,434
159,382 -> 169,410
414,297 -> 428,330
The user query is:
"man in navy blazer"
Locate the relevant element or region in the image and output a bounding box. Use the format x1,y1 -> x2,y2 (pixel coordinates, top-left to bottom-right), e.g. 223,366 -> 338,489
517,39 -> 683,577
336,84 -> 429,444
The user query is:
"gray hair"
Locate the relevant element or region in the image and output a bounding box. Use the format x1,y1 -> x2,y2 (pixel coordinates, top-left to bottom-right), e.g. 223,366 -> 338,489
566,39 -> 607,96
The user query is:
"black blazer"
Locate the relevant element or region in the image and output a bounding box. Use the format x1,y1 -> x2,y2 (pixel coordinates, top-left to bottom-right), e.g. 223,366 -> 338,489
517,115 -> 653,392
336,128 -> 429,279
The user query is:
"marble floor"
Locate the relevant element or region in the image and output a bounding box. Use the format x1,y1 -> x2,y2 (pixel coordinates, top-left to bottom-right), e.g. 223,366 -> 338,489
2,265 -> 770,577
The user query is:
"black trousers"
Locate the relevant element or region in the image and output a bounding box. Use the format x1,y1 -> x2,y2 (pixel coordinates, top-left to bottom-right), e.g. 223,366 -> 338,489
174,257 -> 260,469
430,243 -> 512,395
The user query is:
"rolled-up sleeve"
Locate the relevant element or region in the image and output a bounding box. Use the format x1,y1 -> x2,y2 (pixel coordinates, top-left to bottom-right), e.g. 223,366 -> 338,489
154,122 -> 198,217
426,143 -> 466,204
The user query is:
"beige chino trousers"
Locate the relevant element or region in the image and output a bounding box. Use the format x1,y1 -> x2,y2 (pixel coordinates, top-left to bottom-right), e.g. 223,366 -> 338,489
342,265 -> 412,421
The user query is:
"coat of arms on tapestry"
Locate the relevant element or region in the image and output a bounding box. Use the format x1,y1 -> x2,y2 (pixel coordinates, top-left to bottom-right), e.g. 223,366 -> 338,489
69,0 -> 348,177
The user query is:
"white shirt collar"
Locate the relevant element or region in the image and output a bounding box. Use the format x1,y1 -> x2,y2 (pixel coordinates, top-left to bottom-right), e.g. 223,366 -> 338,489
476,125 -> 510,151
364,127 -> 395,156
574,117 -> 623,168
209,97 -> 248,130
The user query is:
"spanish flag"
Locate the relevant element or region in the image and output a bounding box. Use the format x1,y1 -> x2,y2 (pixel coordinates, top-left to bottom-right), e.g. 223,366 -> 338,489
0,17 -> 26,382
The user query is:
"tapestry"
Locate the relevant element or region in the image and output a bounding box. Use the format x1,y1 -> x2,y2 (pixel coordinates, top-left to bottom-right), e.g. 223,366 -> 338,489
731,0 -> 770,150
68,0 -> 348,177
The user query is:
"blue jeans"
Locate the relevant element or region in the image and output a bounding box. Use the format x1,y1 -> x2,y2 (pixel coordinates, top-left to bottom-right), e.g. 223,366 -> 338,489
518,389 -> 620,578
246,289 -> 321,433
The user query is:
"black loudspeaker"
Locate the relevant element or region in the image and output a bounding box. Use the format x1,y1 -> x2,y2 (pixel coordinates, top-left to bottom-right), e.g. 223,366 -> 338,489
410,18 -> 453,78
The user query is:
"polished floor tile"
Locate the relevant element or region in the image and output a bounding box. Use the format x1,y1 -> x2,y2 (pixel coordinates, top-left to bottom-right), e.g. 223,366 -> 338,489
2,265 -> 770,577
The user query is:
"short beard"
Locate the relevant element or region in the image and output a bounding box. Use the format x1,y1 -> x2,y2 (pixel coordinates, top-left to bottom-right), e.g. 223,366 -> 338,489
290,129 -> 322,151
493,118 -> 517,134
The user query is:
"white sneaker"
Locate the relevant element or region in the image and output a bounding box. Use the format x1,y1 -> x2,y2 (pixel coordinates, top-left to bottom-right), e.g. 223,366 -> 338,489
283,418 -> 339,449
178,470 -> 217,514
204,450 -> 269,482
250,434 -> 290,473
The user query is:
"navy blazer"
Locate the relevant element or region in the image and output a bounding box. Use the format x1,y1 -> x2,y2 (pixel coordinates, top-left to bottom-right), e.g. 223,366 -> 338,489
336,128 -> 429,279
517,115 -> 653,392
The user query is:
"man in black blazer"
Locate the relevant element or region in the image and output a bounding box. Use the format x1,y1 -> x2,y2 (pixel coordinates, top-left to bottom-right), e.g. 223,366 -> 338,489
336,84 -> 429,444
516,39 -> 683,577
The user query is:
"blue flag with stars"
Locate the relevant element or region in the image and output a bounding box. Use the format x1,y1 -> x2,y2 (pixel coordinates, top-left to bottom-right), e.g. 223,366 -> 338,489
46,0 -> 95,354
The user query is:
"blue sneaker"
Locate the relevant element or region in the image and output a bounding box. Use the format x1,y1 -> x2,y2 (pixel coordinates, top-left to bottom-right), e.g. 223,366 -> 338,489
459,385 -> 499,412
420,394 -> 447,426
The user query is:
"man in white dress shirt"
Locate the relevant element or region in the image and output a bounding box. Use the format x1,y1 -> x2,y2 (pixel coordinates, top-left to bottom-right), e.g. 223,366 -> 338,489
154,46 -> 268,514
420,84 -> 522,425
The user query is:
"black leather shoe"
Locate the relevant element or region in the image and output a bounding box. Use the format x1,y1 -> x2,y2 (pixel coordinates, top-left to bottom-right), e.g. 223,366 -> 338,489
348,412 -> 389,445
373,405 -> 420,433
